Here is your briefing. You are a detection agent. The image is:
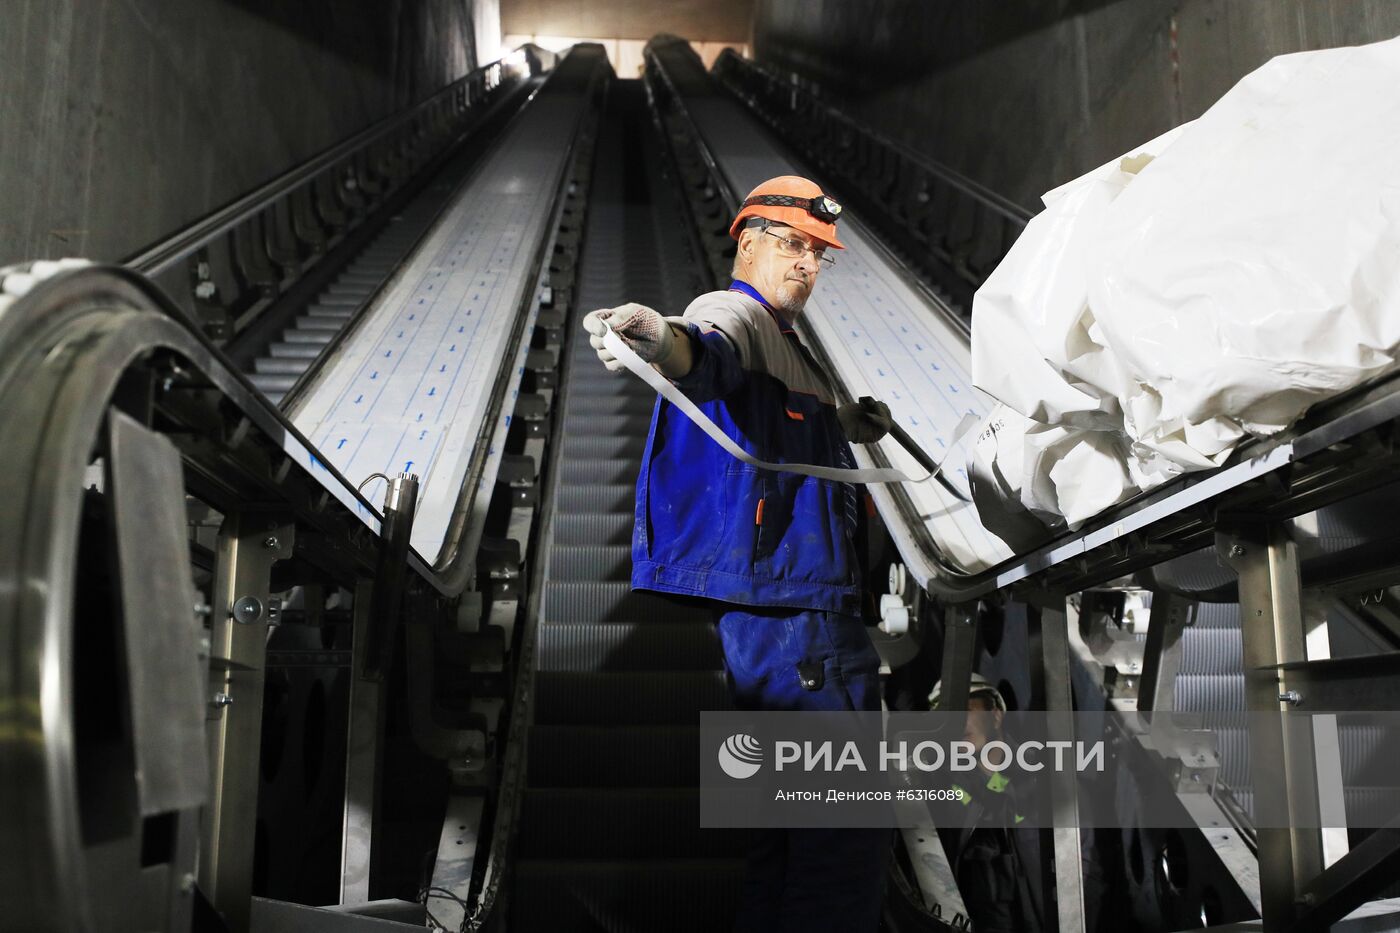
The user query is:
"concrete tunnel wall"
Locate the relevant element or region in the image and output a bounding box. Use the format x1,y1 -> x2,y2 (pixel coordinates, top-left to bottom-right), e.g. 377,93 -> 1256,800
752,0 -> 1400,212
0,0 -> 499,266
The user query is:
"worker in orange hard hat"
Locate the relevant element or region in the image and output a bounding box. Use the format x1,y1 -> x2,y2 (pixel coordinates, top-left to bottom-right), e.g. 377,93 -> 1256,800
724,175 -> 846,323
582,176 -> 893,931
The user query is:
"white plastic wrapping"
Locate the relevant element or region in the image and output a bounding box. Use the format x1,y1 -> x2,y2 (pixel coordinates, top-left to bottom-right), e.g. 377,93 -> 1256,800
969,37 -> 1400,532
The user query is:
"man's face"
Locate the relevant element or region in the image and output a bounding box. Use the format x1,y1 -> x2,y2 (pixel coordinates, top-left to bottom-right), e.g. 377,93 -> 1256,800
963,696 -> 1005,772
739,224 -> 826,321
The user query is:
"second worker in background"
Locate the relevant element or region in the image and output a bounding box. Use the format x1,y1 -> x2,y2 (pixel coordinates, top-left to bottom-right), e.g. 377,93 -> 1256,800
583,175 -> 893,933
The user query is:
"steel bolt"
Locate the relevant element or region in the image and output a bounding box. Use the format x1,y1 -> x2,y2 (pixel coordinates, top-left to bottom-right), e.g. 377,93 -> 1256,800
211,692 -> 233,708
1279,690 -> 1302,706
1229,544 -> 1245,557
193,601 -> 212,617
263,535 -> 280,550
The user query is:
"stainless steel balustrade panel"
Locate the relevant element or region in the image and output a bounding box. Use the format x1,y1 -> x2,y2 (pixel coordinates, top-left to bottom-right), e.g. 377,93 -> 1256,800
289,94 -> 584,560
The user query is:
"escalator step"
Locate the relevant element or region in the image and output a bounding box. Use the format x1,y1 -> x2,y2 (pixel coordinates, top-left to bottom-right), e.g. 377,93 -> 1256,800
283,331 -> 335,344
511,859 -> 742,932
560,413 -> 655,437
307,305 -> 356,319
558,457 -> 638,485
268,342 -> 323,359
563,435 -> 647,460
516,788 -> 747,859
553,512 -> 632,546
564,389 -> 655,410
557,483 -> 634,514
296,317 -> 345,332
248,373 -> 296,396
536,621 -> 721,671
549,545 -> 632,581
566,381 -> 655,400
533,671 -> 731,725
527,725 -> 700,786
543,582 -> 711,624
317,293 -> 364,307
255,357 -> 311,376
326,282 -> 374,297
1178,627 -> 1244,675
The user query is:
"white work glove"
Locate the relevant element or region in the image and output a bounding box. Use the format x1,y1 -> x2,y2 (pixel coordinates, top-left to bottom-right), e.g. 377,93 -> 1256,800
581,303 -> 676,373
838,398 -> 892,444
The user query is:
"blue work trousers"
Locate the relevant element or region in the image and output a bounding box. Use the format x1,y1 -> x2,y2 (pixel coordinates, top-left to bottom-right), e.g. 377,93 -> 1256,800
714,605 -> 889,933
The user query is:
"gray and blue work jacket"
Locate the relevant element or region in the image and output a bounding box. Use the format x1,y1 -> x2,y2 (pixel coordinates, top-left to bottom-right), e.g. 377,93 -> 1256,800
630,280 -> 865,615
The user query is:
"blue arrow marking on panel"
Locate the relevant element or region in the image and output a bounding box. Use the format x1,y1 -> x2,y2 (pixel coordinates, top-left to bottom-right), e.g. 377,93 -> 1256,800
384,350 -> 392,358
458,326 -> 464,333
428,387 -> 436,397
900,326 -> 908,333
408,314 -> 415,321
864,349 -> 872,357
354,394 -> 363,404
439,364 -> 447,373
877,368 -> 885,377
416,412 -> 424,422
419,430 -> 427,440
337,438 -> 347,449
473,293 -> 479,300
840,314 -> 848,321
909,417 -> 918,426
405,460 -> 414,472
930,362 -> 941,371
949,384 -> 959,393
449,344 -> 456,352
505,415 -> 511,425
937,438 -> 947,448
851,331 -> 858,338
370,371 -> 378,380
915,343 -> 923,351
397,330 -> 403,338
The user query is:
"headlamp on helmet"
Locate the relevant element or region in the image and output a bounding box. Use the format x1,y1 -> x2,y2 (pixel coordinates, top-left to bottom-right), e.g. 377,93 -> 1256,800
740,192 -> 843,225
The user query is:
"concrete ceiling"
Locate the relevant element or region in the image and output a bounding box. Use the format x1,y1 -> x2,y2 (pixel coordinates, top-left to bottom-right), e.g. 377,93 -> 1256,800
501,0 -> 754,42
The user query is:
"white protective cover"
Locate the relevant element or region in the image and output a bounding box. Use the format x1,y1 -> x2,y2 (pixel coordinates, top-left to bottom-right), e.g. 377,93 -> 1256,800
969,37 -> 1400,529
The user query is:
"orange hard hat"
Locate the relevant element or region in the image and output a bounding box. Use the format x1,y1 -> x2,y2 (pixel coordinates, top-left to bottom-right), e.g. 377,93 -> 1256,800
728,176 -> 846,250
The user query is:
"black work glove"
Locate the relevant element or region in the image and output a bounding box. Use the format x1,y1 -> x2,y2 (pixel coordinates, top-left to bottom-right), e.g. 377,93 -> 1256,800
837,396 -> 892,444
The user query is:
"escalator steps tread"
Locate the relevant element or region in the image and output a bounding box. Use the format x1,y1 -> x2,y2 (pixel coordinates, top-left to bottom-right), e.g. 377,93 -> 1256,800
516,788 -> 748,859
557,457 -> 641,485
548,545 -> 633,582
557,483 -> 637,514
536,620 -> 721,670
532,671 -> 731,724
527,725 -> 699,786
543,582 -> 711,624
553,512 -> 633,546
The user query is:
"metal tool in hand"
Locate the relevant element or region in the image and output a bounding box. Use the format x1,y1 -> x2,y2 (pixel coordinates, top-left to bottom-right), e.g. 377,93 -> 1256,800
857,396 -> 970,501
